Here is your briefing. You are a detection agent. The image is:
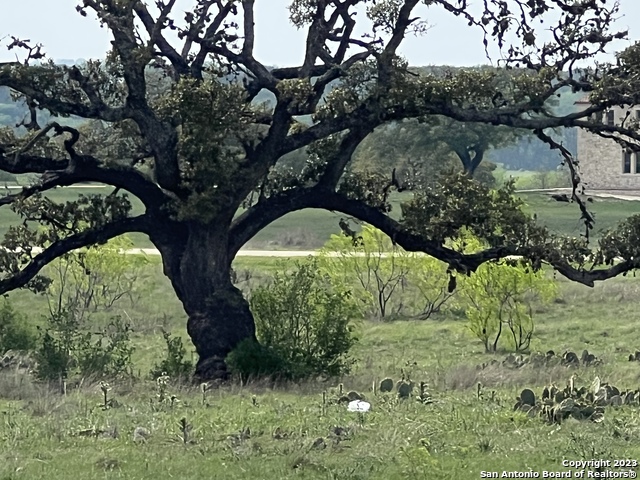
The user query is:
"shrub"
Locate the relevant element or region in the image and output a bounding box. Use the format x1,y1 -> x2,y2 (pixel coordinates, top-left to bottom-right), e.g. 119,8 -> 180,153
319,226 -> 411,319
33,330 -> 71,381
228,258 -> 359,380
45,235 -> 147,323
319,225 -> 453,320
460,257 -> 557,353
149,330 -> 194,380
33,309 -> 80,381
0,297 -> 37,353
32,236 -> 143,381
33,310 -> 134,380
225,338 -> 289,382
76,316 -> 134,377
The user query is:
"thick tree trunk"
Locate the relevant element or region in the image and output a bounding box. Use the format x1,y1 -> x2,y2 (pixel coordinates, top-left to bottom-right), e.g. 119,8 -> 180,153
185,279 -> 256,380
466,149 -> 484,177
151,221 -> 257,380
457,148 -> 484,177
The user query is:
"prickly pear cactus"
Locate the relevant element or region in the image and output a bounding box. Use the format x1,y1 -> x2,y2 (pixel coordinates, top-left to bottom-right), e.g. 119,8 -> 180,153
397,381 -> 413,399
516,376 -> 635,425
562,351 -> 580,366
478,349 -> 603,371
520,388 -> 536,406
346,391 -> 363,401
609,395 -> 622,407
379,378 -> 394,393
606,385 -> 620,398
416,381 -> 433,405
624,391 -> 636,404
591,376 -> 601,395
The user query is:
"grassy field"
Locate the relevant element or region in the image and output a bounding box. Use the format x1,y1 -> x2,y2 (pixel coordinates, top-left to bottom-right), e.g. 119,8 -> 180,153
0,184 -> 637,251
518,193 -> 640,240
1,180 -> 639,478
2,258 -> 640,479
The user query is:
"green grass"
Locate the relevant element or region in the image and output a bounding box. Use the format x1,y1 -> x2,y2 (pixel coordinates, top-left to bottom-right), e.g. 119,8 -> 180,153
518,193 -> 640,240
244,208 -> 347,250
3,259 -> 640,478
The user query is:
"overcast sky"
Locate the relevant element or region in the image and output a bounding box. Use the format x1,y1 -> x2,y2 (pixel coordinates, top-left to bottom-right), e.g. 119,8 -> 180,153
1,0 -> 640,67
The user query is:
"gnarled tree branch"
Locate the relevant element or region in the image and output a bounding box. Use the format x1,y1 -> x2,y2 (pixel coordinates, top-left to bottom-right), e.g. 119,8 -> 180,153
0,214 -> 150,295
230,186 -> 640,288
0,122 -> 169,208
0,65 -> 131,123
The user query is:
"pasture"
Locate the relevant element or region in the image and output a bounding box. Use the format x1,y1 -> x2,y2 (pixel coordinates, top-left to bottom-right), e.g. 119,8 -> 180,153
0,184 -> 639,478
2,254 -> 640,478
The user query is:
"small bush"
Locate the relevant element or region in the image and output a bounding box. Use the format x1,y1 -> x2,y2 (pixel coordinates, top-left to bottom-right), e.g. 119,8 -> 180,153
225,338 -> 289,382
319,225 -> 453,320
76,316 -> 134,377
0,298 -> 37,354
31,237 -> 142,381
33,311 -> 134,381
45,235 -> 147,323
458,234 -> 557,353
228,258 -> 358,381
149,330 -> 194,380
33,309 -> 78,381
33,331 -> 71,381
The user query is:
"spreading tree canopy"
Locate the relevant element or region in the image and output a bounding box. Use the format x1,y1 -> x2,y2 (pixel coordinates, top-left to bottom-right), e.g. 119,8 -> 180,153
2,0 -> 640,379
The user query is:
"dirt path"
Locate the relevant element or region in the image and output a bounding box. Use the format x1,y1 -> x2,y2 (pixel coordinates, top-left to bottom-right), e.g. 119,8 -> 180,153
125,249 -> 390,257
123,248 -> 320,257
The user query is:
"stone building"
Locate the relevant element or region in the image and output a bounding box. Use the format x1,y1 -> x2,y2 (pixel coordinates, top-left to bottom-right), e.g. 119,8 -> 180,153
576,98 -> 640,190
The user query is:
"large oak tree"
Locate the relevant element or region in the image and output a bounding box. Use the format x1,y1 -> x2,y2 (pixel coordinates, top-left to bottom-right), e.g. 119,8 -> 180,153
2,0 -> 640,380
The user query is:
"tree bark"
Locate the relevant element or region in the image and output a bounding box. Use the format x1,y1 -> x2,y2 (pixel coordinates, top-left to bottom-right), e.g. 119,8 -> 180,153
151,221 -> 257,381
455,147 -> 485,177
185,278 -> 256,380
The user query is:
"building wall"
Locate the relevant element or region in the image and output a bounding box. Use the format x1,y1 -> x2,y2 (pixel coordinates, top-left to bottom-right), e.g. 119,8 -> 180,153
577,105 -> 640,190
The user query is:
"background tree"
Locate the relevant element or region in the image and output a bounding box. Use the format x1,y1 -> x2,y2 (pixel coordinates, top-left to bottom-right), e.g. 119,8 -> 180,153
355,115 -> 526,182
423,117 -> 525,176
1,1 -> 640,380
349,66 -> 581,186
